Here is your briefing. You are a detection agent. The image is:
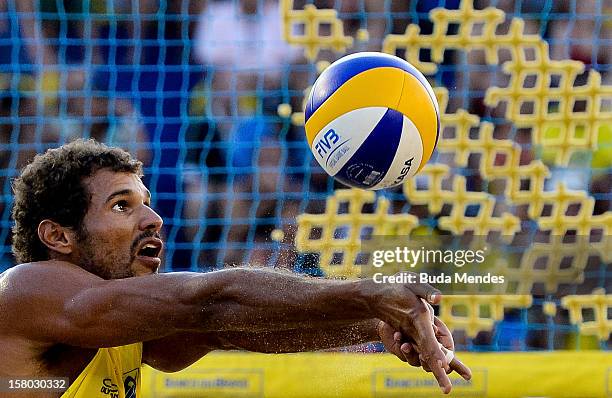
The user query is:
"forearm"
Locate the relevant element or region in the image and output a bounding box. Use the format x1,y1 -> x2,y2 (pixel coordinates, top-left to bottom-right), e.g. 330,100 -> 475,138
188,267 -> 374,333
144,320 -> 382,372
217,319 -> 381,353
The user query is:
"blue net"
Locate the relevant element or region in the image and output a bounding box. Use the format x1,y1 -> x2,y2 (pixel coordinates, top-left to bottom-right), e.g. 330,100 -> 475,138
0,0 -> 610,351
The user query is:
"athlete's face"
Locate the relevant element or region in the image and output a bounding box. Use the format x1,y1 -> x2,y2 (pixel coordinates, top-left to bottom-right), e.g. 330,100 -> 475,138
74,169 -> 164,279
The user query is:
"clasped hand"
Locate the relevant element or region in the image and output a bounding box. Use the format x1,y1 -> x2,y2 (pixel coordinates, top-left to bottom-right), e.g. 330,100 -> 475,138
376,295 -> 472,394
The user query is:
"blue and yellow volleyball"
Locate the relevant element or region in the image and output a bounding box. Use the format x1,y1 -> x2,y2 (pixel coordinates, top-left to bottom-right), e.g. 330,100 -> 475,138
304,52 -> 440,190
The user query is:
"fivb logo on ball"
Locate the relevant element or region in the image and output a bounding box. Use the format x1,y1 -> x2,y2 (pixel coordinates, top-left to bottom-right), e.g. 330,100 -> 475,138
305,52 -> 440,190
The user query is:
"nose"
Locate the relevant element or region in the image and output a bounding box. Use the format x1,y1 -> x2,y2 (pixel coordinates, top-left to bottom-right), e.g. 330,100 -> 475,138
139,204 -> 163,232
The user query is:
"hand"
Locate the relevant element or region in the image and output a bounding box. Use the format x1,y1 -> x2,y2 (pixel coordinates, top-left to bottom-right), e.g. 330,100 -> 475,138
364,275 -> 453,393
432,317 -> 471,379
376,320 -> 421,367
413,298 -> 471,379
398,316 -> 472,381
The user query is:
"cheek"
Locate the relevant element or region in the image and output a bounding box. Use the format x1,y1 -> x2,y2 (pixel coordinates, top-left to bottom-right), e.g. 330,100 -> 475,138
86,232 -> 134,277
84,222 -> 134,256
80,211 -> 138,254
107,235 -> 133,259
85,214 -> 132,238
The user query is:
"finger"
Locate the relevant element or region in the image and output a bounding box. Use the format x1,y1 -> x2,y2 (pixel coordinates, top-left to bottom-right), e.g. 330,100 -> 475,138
406,354 -> 421,367
437,332 -> 454,352
393,348 -> 409,362
376,320 -> 386,340
393,332 -> 402,342
450,357 -> 472,381
412,307 -> 449,369
401,343 -> 421,367
412,310 -> 452,393
409,282 -> 442,304
382,329 -> 409,363
385,339 -> 408,363
420,356 -> 432,372
418,356 -> 451,393
431,359 -> 452,394
433,317 -> 455,351
421,362 -> 431,373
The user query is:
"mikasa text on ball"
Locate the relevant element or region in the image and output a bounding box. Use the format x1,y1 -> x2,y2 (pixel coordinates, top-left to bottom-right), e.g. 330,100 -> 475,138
304,52 -> 440,190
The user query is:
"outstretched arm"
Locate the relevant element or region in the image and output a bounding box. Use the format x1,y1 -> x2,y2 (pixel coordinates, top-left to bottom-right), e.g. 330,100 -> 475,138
0,263 -> 455,392
0,263 -> 374,347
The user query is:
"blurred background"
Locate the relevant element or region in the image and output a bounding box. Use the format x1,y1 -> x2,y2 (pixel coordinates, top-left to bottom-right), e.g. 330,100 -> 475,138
0,0 -> 610,395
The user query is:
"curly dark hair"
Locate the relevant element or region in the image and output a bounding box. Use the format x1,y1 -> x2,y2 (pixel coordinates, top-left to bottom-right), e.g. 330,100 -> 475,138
11,139 -> 143,263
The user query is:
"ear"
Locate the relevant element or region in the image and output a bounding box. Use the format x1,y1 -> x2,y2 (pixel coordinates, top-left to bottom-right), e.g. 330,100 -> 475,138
37,220 -> 76,256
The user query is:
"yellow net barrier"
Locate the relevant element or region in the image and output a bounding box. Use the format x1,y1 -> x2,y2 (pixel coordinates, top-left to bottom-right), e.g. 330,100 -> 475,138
283,0 -> 611,166
295,189 -> 418,278
403,168 -> 520,236
536,194 -> 612,235
485,45 -> 611,166
438,294 -> 532,338
382,0 -> 611,165
561,289 -> 612,341
491,234 -> 612,295
280,0 -> 353,61
285,0 -> 611,338
382,5 -> 538,75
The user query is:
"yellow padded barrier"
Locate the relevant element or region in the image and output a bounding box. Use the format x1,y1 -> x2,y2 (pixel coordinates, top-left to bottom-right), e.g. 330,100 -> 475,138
142,352 -> 612,398
562,289 -> 612,341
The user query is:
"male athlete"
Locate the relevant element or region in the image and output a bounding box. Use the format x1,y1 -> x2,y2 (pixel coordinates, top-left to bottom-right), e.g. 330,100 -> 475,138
0,139 -> 470,397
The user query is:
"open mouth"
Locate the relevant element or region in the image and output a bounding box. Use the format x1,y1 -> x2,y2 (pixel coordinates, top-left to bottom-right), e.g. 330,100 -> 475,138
135,239 -> 163,259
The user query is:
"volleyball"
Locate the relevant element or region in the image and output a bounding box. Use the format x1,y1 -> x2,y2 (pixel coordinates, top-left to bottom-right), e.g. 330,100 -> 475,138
304,52 -> 440,190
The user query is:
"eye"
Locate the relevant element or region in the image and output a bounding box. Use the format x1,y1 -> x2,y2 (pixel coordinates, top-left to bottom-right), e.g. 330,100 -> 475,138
112,200 -> 130,212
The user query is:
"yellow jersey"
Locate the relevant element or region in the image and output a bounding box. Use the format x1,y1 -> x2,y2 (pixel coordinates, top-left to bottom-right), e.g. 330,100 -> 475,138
60,343 -> 142,398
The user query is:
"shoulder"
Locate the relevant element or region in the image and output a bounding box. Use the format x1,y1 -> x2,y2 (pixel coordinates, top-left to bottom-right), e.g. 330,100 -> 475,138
0,261 -> 96,294
0,261 -> 100,329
